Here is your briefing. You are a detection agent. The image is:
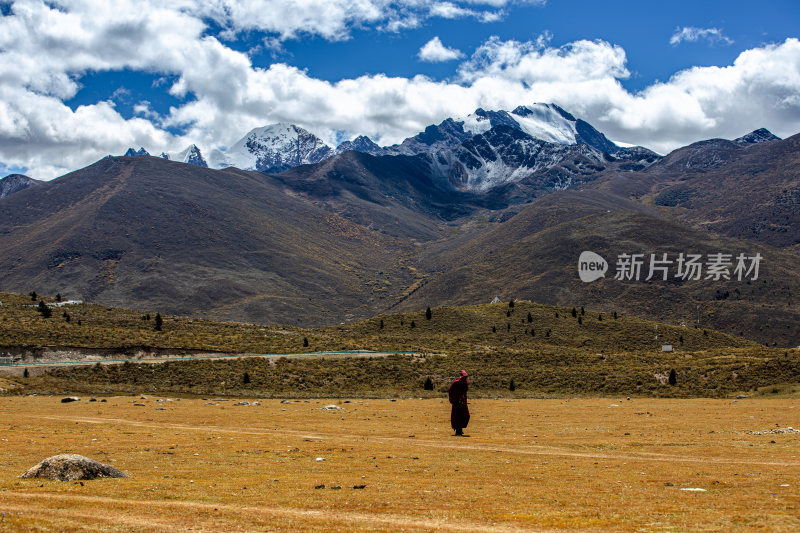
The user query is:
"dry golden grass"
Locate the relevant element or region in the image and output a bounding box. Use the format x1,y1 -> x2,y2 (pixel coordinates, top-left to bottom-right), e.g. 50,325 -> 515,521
1,396 -> 799,531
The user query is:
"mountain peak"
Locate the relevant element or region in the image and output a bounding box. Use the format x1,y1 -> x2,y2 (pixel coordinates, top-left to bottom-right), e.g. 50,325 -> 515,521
335,135 -> 382,156
216,123 -> 333,173
162,144 -> 208,167
124,147 -> 150,157
734,128 -> 781,146
0,173 -> 42,199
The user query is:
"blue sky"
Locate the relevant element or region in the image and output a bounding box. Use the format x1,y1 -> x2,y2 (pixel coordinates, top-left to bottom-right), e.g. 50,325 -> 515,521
1,0 -> 799,179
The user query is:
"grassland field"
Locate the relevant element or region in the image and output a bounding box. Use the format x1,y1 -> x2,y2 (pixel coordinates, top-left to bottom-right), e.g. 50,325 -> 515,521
2,292 -> 800,531
1,395 -> 799,532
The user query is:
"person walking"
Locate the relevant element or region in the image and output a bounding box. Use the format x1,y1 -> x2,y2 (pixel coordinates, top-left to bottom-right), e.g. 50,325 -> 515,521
448,370 -> 470,436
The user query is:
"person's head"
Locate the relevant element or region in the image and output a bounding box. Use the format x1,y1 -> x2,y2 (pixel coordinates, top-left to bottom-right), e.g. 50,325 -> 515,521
460,369 -> 468,378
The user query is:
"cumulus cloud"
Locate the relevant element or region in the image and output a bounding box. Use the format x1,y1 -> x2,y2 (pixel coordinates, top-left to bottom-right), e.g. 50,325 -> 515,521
0,0 -> 799,180
196,0 -> 520,41
418,37 -> 464,62
670,27 -> 734,46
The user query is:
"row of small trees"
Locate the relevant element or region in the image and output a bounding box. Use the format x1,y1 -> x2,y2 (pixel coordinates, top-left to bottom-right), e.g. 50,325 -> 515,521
33,291 -> 164,331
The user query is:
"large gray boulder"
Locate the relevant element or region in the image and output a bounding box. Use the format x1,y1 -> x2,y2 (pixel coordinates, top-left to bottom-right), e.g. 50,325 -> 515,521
21,454 -> 128,481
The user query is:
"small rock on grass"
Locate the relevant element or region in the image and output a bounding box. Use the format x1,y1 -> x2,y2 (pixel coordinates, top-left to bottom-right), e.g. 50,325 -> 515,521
61,397 -> 80,403
21,454 -> 128,482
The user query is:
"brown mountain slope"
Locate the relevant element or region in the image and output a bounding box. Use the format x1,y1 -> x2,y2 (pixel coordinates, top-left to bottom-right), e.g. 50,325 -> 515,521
586,132 -> 800,248
398,191 -> 800,347
0,156 -> 429,325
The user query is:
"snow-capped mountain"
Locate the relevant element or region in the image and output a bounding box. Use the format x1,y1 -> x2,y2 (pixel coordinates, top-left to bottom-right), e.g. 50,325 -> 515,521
334,135 -> 382,156
383,103 -> 620,157
160,144 -> 208,167
124,147 -> 150,157
424,125 -> 609,192
116,103 -> 658,191
209,123 -> 333,173
0,173 -> 42,199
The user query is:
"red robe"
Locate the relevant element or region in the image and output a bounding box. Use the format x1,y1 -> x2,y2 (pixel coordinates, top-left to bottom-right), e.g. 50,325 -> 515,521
448,373 -> 470,431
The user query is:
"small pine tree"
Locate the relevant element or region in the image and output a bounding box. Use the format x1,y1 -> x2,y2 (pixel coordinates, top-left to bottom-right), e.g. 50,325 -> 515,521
668,369 -> 677,386
598,314 -> 603,321
425,307 -> 432,320
29,291 -> 37,302
243,372 -> 251,384
578,316 -> 583,325
23,368 -> 29,378
410,320 -> 416,328
379,319 -> 384,329
506,310 -> 511,317
703,330 -> 708,336
531,328 -> 535,337
56,293 -> 62,302
77,320 -> 82,326
154,313 -> 163,331
613,311 -> 618,320
527,312 -> 532,323
571,307 -> 577,317
303,337 -> 309,347
546,329 -> 551,337
509,379 -> 516,392
492,326 -> 496,333
509,300 -> 515,309
507,323 -> 511,331
679,335 -> 684,344
423,377 -> 434,391
146,314 -> 151,320
555,312 -> 559,318
581,306 -> 585,315
37,300 -> 51,318
64,313 -> 70,323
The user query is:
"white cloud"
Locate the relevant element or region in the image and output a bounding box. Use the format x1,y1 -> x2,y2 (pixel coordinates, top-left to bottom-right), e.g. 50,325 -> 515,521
418,37 -> 464,62
428,2 -> 503,22
670,27 -> 734,46
0,1 -> 798,180
195,0 -> 519,41
160,36 -> 800,156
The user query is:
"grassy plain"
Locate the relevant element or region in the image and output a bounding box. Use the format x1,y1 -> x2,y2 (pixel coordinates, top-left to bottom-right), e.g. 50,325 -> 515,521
1,396 -> 799,531
4,291 -> 800,398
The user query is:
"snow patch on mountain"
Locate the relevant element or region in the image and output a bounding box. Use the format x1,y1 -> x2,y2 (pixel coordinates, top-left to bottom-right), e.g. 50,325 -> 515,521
508,104 -> 579,145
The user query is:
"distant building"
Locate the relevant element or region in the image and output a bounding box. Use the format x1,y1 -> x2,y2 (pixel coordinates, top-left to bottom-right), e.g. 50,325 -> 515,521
490,296 -> 501,304
661,344 -> 673,352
